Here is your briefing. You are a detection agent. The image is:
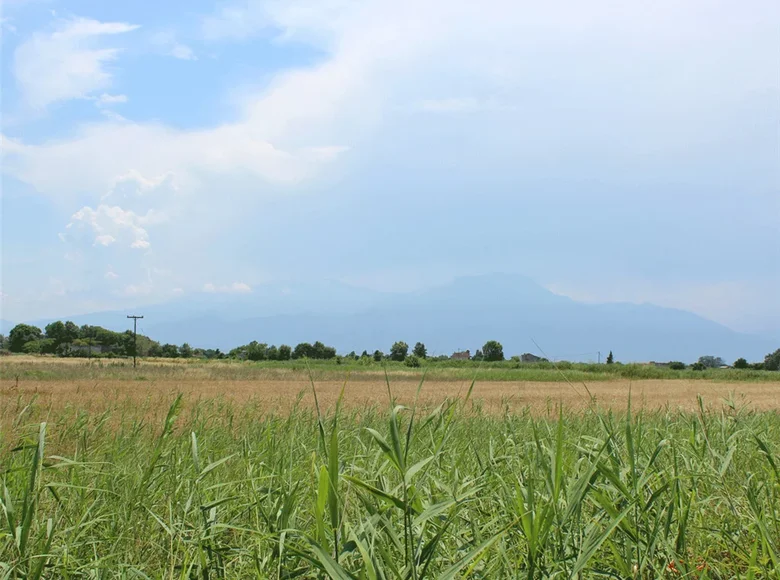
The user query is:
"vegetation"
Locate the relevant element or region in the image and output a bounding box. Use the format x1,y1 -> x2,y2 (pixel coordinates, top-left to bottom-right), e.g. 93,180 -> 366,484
412,342 -> 427,359
390,341 -> 409,362
1,384 -> 780,577
606,350 -> 614,364
734,357 -> 749,369
766,348 -> 780,371
481,340 -> 504,362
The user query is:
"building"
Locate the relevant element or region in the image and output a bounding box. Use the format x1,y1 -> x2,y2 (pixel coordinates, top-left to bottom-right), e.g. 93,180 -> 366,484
520,353 -> 543,363
450,350 -> 470,360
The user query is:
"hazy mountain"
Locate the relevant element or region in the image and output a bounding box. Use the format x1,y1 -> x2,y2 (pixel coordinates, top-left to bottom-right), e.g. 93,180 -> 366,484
23,273 -> 772,363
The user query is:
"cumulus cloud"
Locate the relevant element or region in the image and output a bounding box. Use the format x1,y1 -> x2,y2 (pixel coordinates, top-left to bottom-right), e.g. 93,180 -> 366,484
66,204 -> 166,250
105,269 -> 119,279
203,282 -> 252,294
13,17 -> 139,110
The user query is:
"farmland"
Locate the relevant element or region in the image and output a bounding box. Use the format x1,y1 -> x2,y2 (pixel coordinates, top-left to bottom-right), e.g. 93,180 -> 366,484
1,357 -> 780,577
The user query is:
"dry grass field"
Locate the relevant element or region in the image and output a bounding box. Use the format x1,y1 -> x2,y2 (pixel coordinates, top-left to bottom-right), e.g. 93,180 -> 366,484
2,373 -> 779,423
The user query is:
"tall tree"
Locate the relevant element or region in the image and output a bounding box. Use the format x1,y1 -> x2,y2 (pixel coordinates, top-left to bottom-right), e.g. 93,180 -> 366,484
8,324 -> 43,352
482,340 -> 504,362
390,341 -> 409,362
697,355 -> 724,369
412,342 -> 427,359
606,351 -> 614,364
180,343 -> 193,358
278,344 -> 292,361
765,349 -> 780,371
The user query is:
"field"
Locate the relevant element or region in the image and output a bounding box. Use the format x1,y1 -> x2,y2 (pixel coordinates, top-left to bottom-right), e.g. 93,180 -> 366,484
1,357 -> 780,577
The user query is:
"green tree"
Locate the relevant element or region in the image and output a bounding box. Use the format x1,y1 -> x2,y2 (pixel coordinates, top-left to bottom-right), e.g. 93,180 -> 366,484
244,341 -> 267,361
412,342 -> 427,359
45,321 -> 68,345
293,342 -> 313,359
698,355 -> 724,369
606,351 -> 614,364
668,361 -> 686,370
267,345 -> 279,360
22,338 -> 56,354
482,340 -> 504,362
161,343 -> 179,358
361,350 -> 369,358
733,357 -> 749,369
473,349 -> 484,361
390,341 -> 409,362
180,343 -> 193,358
148,343 -> 163,357
373,350 -> 383,362
765,349 -> 780,371
8,324 -> 43,352
405,355 -> 421,368
0,334 -> 6,350
278,344 -> 292,361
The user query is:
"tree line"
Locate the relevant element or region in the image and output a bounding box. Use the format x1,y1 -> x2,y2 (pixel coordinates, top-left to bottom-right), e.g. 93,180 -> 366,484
2,321 -> 779,370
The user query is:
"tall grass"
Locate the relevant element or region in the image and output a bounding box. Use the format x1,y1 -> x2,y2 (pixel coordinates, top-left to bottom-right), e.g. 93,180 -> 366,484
1,384 -> 779,577
3,355 -> 778,382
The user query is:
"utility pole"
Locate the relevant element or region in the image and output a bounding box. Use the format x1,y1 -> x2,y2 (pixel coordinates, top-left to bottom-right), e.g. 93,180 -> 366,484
598,351 -> 601,364
127,315 -> 144,368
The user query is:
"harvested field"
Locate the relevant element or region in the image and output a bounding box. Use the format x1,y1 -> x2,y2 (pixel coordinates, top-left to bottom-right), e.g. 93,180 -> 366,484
2,376 -> 779,424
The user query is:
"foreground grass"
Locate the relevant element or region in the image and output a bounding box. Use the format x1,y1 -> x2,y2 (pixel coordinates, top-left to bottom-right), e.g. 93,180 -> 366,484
1,386 -> 780,578
3,355 -> 779,383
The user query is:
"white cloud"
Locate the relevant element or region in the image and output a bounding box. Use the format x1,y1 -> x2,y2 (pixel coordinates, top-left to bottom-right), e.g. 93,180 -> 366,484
105,269 -> 119,279
203,282 -> 252,294
94,234 -> 116,246
13,17 -> 139,110
66,204 -> 166,250
170,43 -> 196,60
95,93 -> 128,106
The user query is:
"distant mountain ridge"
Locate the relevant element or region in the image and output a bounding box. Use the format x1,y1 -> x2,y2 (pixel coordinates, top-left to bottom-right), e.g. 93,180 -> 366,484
22,274 -> 775,363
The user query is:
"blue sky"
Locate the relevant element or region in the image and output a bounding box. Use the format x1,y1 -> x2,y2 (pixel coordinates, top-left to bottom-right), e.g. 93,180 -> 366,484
1,0 -> 778,337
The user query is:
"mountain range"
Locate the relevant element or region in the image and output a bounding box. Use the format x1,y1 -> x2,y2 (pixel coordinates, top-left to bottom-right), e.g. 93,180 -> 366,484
8,273 -> 775,363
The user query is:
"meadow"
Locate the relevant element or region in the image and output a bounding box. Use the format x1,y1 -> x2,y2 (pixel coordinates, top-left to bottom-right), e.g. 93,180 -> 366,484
1,357 -> 780,578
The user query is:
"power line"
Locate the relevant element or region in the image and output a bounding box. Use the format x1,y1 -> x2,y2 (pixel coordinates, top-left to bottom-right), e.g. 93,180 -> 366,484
127,315 -> 144,368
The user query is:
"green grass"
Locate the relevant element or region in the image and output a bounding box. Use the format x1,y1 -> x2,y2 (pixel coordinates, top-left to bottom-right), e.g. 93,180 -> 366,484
2,354 -> 779,382
1,381 -> 779,578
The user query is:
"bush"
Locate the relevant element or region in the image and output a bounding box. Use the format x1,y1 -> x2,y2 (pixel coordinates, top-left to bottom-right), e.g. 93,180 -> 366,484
733,358 -> 748,369
668,361 -> 686,370
405,355 -> 421,368
690,362 -> 706,371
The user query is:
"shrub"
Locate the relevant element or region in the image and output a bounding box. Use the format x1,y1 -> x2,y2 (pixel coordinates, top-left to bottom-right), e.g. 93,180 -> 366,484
668,361 -> 686,370
690,362 -> 706,371
405,355 -> 421,368
733,358 -> 748,369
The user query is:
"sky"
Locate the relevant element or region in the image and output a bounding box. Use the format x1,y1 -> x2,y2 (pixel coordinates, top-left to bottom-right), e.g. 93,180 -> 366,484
1,0 -> 778,337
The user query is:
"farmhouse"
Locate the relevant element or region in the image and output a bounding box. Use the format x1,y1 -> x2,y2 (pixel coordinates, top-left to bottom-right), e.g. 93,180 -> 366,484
450,350 -> 470,360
